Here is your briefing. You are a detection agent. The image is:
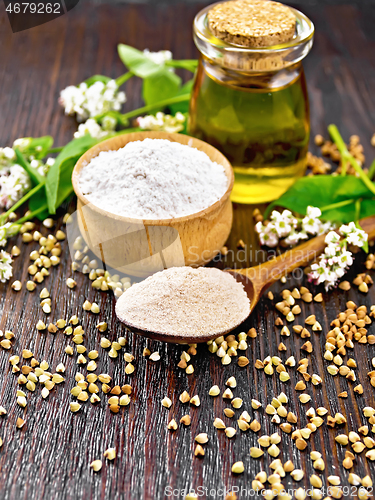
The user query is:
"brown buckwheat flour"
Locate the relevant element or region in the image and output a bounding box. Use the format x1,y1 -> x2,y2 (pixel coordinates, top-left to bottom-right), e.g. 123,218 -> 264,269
115,267 -> 250,338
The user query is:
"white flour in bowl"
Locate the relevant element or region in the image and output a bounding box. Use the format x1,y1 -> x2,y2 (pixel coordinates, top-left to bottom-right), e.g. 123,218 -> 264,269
78,138 -> 228,219
115,266 -> 250,338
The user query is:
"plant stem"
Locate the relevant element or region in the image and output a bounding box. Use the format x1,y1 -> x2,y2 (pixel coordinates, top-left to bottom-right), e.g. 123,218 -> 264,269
340,159 -> 347,176
320,199 -> 354,212
354,198 -> 362,221
94,94 -> 191,126
0,183 -> 44,224
368,158 -> 375,180
328,124 -> 347,151
121,93 -> 191,120
16,206 -> 47,224
345,155 -> 375,194
116,72 -> 133,87
165,60 -> 198,72
328,124 -> 375,196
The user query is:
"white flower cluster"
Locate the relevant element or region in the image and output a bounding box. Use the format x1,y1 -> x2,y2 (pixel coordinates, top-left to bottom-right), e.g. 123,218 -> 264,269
143,49 -> 173,67
30,157 -> 55,177
309,222 -> 368,290
0,164 -> 31,210
340,221 -> 368,247
0,147 -> 32,210
59,80 -> 126,122
255,206 -> 331,248
12,138 -> 54,176
0,250 -> 13,282
0,147 -> 16,166
74,119 -> 109,140
136,112 -> 186,134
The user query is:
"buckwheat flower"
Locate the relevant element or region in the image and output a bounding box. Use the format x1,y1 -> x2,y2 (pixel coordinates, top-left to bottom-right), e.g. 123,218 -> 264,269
339,221 -> 368,248
0,164 -> 31,210
284,230 -> 308,246
0,250 -> 12,282
307,205 -> 322,219
0,147 -> 16,163
255,221 -> 279,247
29,158 -> 51,177
101,115 -> 117,132
74,119 -> 110,140
0,148 -> 15,168
337,249 -> 353,268
136,112 -> 186,134
321,220 -> 335,234
325,244 -> 339,260
143,49 -> 173,67
308,223 -> 363,290
12,138 -> 31,153
256,207 -> 331,250
46,157 -> 55,168
59,80 -> 126,122
302,205 -> 323,235
309,259 -> 338,290
270,209 -> 297,238
325,231 -> 340,245
59,84 -> 85,117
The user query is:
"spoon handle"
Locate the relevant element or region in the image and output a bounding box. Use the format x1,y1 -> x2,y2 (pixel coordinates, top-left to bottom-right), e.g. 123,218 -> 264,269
239,215 -> 375,296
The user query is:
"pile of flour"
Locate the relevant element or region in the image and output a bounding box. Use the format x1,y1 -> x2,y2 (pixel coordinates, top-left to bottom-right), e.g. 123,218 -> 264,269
79,139 -> 228,219
115,266 -> 250,337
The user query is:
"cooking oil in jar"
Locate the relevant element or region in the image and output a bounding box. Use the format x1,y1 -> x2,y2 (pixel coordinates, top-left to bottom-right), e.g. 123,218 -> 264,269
189,59 -> 310,203
189,0 -> 314,203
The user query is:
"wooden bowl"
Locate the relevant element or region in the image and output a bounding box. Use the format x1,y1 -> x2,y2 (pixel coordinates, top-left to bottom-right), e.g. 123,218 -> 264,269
72,131 -> 234,276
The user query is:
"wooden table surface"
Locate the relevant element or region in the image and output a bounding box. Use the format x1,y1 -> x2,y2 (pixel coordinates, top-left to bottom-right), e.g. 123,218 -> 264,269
0,1 -> 375,499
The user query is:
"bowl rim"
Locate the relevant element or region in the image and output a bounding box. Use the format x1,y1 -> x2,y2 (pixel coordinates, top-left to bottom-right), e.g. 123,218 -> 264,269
72,130 -> 234,225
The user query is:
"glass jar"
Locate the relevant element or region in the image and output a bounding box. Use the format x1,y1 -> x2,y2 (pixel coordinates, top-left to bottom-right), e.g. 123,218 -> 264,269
189,3 -> 314,203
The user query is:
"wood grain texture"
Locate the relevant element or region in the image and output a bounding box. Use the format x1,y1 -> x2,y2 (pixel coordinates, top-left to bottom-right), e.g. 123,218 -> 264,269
0,1 -> 375,499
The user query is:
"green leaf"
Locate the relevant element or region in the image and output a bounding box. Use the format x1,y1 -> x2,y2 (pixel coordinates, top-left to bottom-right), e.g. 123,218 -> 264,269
118,44 -> 182,106
368,158 -> 375,181
142,70 -> 181,105
320,203 -> 357,222
169,79 -> 194,115
45,135 -> 98,214
118,44 -> 162,78
27,199 -> 49,220
84,75 -> 111,86
30,154 -> 82,217
14,148 -> 45,186
265,176 -> 375,223
55,164 -> 75,208
360,198 -> 375,219
29,136 -> 54,159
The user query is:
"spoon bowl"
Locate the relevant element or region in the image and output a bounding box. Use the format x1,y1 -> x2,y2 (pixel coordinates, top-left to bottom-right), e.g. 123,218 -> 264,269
118,215 -> 375,344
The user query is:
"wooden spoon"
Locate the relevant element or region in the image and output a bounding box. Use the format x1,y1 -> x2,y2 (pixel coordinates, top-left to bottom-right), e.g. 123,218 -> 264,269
119,215 -> 375,344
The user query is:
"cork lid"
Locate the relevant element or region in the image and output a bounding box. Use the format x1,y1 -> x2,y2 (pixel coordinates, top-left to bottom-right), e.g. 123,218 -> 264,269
208,0 -> 296,48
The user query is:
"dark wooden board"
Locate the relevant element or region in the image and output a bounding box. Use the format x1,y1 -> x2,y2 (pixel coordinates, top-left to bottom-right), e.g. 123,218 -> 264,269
0,1 -> 375,499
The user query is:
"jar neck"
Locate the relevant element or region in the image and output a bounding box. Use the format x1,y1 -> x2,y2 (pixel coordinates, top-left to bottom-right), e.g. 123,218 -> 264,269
200,56 -> 304,91
193,4 -> 314,74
